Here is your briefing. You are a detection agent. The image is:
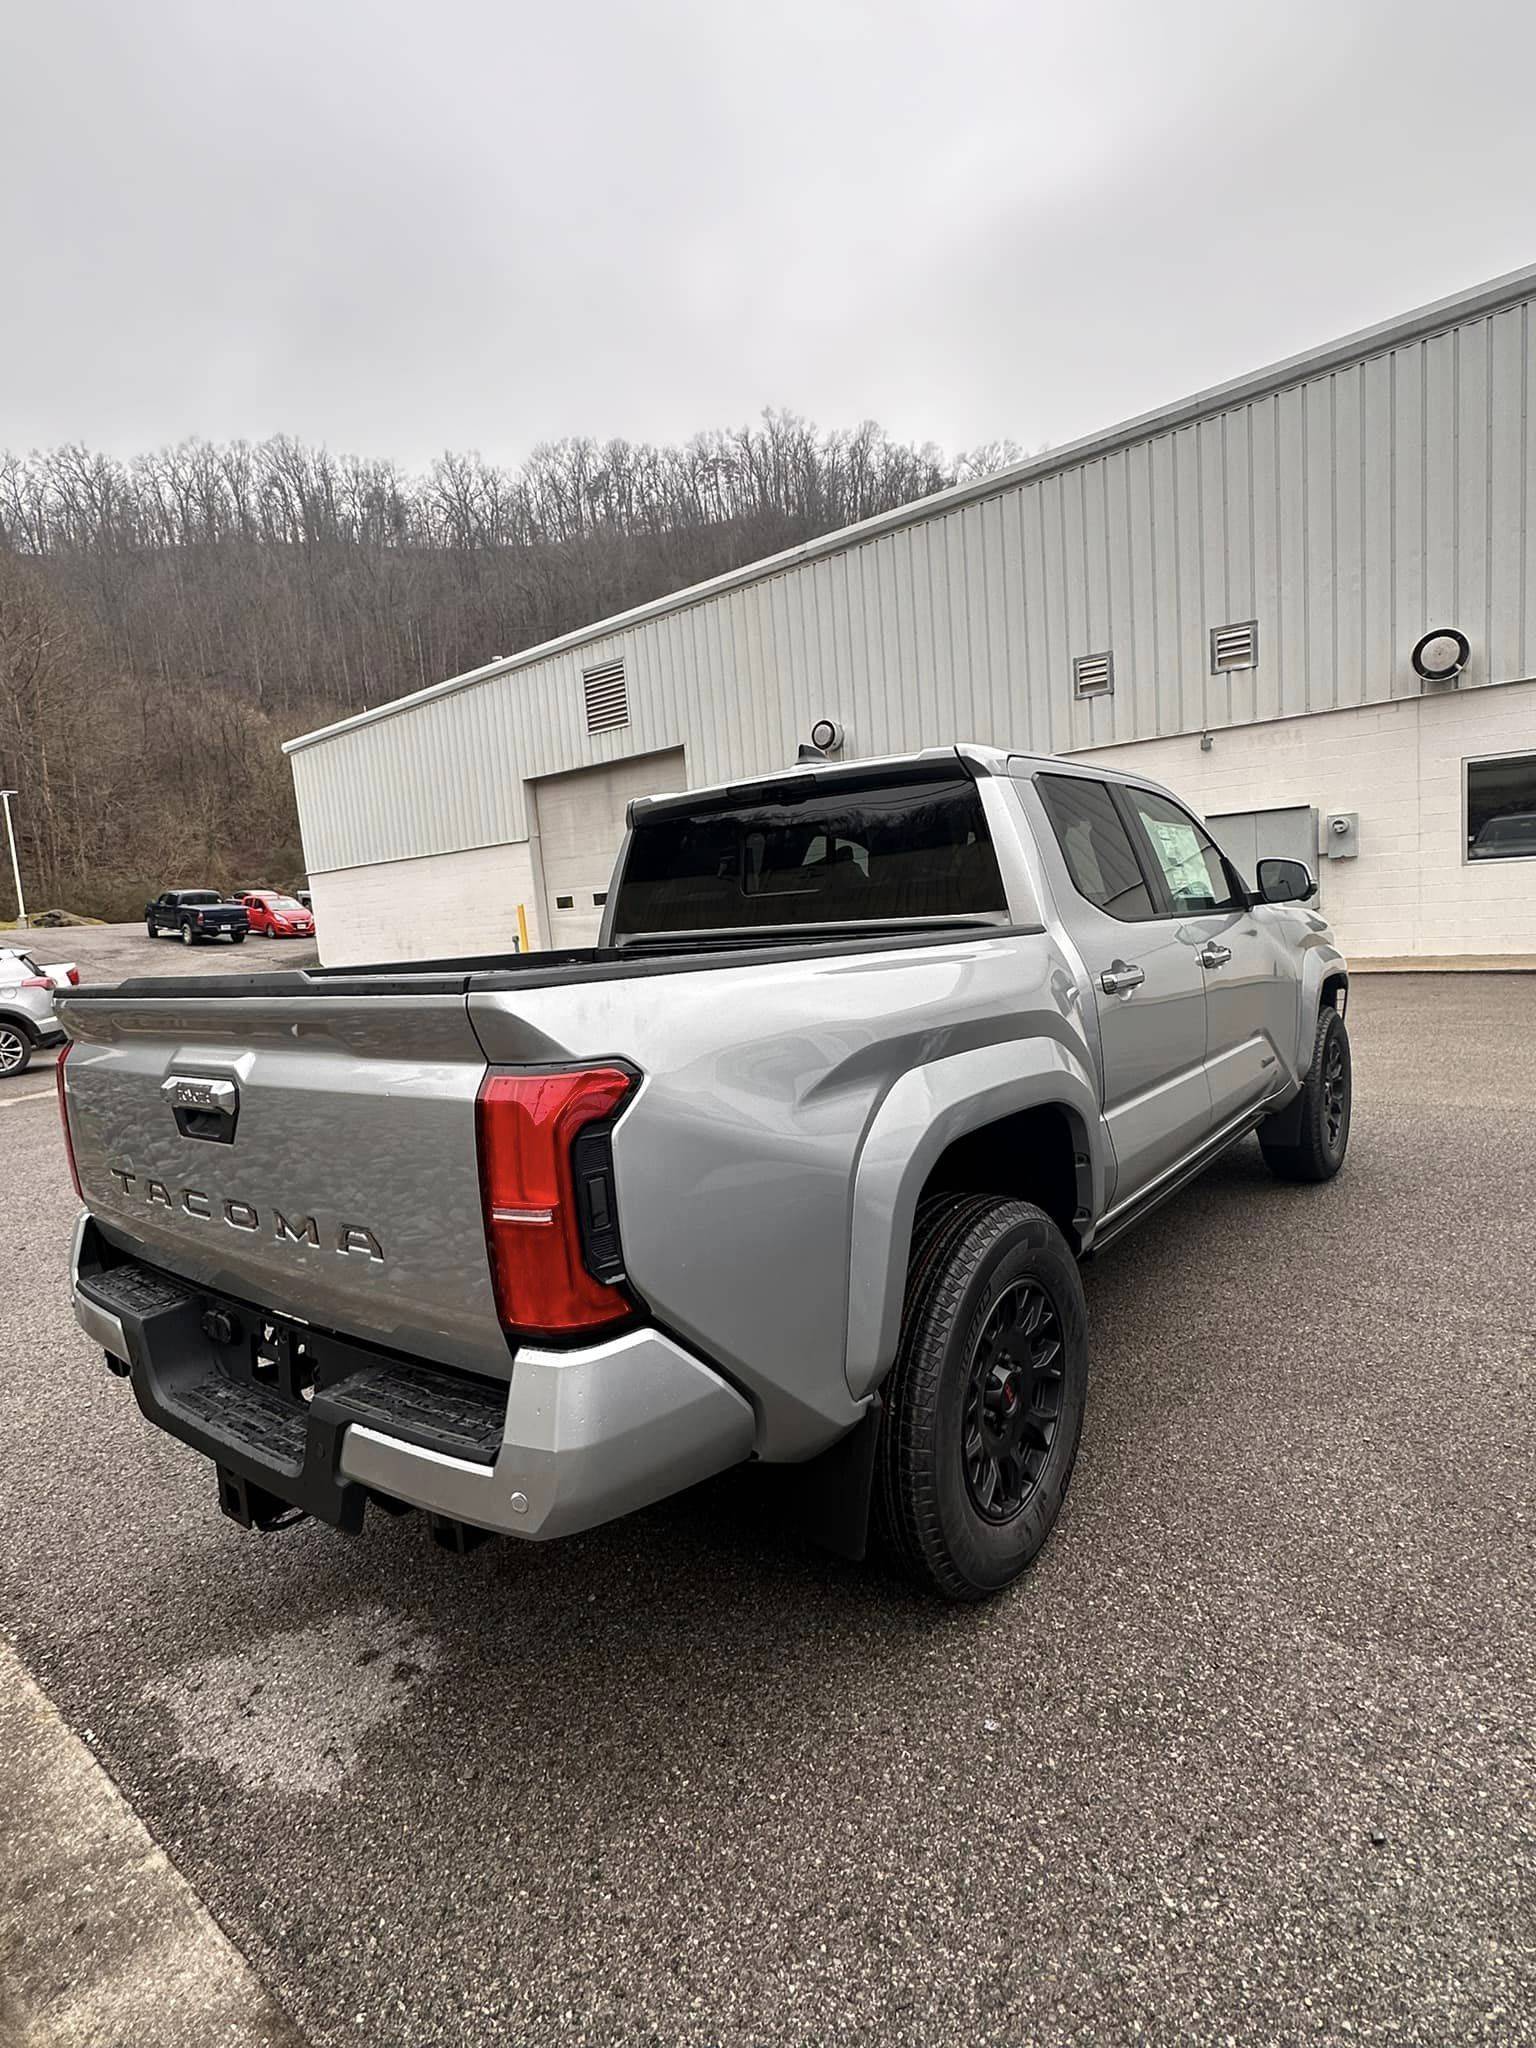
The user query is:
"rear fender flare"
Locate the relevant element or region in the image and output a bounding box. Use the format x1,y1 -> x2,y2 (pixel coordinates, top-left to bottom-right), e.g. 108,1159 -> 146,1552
844,1038 -> 1103,1401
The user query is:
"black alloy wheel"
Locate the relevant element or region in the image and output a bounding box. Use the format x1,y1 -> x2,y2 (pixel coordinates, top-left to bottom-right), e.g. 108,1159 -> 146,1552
1322,1032 -> 1347,1150
962,1278 -> 1065,1524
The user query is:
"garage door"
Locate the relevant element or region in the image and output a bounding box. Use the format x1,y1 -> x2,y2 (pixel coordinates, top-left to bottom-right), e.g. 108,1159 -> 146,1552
534,749 -> 688,948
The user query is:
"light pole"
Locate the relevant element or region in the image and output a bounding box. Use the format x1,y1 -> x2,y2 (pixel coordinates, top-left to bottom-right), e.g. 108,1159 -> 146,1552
0,789 -> 26,929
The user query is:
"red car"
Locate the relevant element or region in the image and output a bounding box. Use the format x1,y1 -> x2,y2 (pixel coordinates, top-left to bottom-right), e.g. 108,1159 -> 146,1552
239,891 -> 316,939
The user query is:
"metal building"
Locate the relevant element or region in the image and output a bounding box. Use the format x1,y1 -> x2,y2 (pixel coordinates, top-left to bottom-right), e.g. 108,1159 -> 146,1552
285,265 -> 1536,966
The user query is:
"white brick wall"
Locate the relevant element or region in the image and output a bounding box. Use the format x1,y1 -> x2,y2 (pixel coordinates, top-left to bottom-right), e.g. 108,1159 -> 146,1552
311,841 -> 541,967
1075,678 -> 1536,959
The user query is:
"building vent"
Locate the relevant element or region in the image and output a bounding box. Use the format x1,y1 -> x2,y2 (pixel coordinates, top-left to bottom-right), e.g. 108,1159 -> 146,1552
1073,651 -> 1114,699
582,657 -> 629,733
1210,621 -> 1258,673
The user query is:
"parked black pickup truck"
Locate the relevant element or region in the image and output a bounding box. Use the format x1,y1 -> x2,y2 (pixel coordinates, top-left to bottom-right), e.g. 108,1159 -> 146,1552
144,890 -> 249,946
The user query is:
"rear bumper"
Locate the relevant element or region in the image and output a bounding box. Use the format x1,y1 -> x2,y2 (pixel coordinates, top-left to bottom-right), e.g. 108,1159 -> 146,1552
70,1214 -> 754,1541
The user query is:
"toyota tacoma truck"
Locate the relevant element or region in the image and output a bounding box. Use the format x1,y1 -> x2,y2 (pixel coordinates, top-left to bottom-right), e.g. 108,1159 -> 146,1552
58,747 -> 1350,1599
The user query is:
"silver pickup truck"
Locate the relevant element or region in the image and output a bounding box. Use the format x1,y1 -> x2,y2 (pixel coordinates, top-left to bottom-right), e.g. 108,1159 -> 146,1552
58,746 -> 1350,1599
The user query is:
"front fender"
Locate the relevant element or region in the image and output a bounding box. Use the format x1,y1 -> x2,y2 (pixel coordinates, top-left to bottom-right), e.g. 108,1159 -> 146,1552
844,1038 -> 1105,1402
1297,930 -> 1349,1047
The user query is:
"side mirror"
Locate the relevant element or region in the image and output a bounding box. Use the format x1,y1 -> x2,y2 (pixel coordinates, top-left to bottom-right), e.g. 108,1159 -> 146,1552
1256,856 -> 1317,905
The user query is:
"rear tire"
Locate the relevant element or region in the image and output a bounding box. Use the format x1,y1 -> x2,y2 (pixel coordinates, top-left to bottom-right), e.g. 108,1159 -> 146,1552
1260,1006 -> 1351,1183
180,922 -> 195,946
875,1196 -> 1088,1601
230,932 -> 246,945
0,1024 -> 33,1077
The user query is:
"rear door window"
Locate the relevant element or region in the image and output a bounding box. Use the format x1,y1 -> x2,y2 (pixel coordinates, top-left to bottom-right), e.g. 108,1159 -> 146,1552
612,768 -> 1006,937
1036,775 -> 1155,921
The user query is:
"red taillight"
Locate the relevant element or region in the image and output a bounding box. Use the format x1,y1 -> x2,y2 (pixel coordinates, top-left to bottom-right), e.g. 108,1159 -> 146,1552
476,1065 -> 635,1338
20,975 -> 51,990
56,1041 -> 82,1200
67,967 -> 80,986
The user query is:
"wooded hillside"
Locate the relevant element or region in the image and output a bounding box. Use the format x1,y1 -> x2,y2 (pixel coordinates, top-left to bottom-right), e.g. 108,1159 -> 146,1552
0,415 -> 1018,919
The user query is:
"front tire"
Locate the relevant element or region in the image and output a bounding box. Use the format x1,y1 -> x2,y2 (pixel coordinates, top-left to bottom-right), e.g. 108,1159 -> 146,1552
1260,1006 -> 1351,1182
0,1024 -> 33,1077
146,920 -> 158,939
876,1196 -> 1088,1601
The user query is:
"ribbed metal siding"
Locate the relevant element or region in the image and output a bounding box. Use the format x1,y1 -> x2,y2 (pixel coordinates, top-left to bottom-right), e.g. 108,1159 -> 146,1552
293,297 -> 1536,875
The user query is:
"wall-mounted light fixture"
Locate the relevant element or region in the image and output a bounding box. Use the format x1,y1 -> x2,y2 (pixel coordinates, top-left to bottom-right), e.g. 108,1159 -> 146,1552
1411,628 -> 1469,687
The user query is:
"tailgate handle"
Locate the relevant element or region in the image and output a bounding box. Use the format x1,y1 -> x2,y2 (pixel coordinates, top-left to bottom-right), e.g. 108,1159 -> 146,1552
162,1074 -> 240,1144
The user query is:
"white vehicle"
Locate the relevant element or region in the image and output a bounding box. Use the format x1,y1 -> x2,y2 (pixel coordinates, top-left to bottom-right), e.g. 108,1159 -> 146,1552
0,944 -> 77,1076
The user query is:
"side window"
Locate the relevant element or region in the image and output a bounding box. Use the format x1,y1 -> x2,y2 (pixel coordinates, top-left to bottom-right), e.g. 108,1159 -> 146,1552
1124,789 -> 1244,913
1036,775 -> 1156,921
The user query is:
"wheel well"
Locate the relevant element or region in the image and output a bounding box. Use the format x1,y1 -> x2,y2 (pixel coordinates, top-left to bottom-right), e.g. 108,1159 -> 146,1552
916,1103 -> 1088,1253
1321,971 -> 1348,1016
0,1011 -> 37,1042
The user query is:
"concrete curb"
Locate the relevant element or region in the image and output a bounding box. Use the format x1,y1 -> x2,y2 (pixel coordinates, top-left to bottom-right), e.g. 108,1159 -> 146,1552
0,1638 -> 306,2048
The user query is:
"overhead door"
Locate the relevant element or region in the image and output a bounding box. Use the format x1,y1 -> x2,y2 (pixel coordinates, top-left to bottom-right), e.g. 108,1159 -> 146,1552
534,749 -> 688,948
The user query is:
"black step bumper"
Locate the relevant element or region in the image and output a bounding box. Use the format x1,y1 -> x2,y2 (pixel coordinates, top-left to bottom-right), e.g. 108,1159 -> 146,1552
71,1218 -> 508,1531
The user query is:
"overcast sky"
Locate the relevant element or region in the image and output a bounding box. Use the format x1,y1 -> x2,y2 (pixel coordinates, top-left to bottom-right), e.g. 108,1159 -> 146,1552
4,0 -> 1533,470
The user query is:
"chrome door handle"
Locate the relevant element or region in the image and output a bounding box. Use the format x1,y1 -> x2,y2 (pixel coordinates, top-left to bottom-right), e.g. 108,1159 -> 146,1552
1198,942 -> 1232,969
1100,963 -> 1146,994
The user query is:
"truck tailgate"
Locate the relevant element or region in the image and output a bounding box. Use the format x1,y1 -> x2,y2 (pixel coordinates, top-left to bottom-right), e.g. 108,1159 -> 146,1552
59,986 -> 511,1380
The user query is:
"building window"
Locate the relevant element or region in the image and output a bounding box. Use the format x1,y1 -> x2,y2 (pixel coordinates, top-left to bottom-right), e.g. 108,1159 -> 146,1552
583,657 -> 629,733
1073,651 -> 1114,699
592,891 -> 607,906
1466,752 -> 1536,861
555,894 -> 575,909
1210,620 -> 1258,673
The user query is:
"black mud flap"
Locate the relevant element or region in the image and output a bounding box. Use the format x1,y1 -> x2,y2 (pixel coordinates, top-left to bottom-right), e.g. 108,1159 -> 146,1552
759,1397 -> 884,1563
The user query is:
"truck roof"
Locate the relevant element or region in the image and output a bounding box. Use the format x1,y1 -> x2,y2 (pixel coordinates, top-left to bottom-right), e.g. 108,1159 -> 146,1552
626,741 -> 1174,822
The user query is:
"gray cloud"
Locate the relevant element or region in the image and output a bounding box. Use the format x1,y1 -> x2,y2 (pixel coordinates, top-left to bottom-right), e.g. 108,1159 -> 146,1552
4,0 -> 1533,466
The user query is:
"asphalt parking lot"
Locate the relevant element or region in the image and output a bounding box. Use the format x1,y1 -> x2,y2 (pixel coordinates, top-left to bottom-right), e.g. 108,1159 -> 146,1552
10,918 -> 320,987
1,969 -> 1533,2047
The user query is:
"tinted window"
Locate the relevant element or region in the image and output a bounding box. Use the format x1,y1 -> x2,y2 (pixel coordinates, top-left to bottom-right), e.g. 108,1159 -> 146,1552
1036,775 -> 1155,921
1467,753 -> 1536,860
178,891 -> 222,906
613,770 -> 1006,937
1125,790 -> 1244,913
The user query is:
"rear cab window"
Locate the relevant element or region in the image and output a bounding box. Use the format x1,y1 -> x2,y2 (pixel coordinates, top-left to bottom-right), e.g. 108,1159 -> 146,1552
611,764 -> 1007,940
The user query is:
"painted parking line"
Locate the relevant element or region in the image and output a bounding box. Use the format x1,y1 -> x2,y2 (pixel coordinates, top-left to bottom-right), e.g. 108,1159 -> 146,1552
0,1087 -> 56,1109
